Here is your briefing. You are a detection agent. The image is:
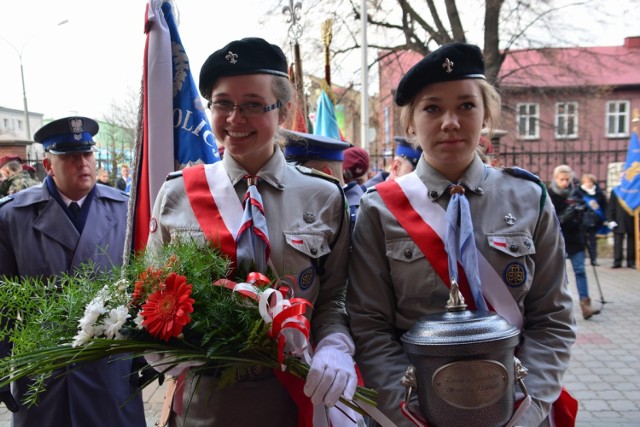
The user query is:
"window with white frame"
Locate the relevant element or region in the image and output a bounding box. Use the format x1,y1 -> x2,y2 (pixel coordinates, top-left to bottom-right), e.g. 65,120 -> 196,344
516,103 -> 539,139
555,102 -> 578,139
605,100 -> 629,137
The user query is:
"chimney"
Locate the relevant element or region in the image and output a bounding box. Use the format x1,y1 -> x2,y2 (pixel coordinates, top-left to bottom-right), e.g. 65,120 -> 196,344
624,36 -> 640,48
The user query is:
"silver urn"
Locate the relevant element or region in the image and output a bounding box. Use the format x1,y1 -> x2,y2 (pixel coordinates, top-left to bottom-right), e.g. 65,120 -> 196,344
400,281 -> 527,427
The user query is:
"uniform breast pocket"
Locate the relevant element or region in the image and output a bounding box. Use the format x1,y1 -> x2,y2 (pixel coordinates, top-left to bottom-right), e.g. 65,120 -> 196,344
486,233 -> 536,290
283,232 -> 331,292
386,238 -> 438,299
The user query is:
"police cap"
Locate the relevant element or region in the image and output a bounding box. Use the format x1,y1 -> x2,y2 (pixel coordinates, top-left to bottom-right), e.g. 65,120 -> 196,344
394,42 -> 485,106
34,116 -> 99,154
199,37 -> 289,100
284,130 -> 350,162
394,136 -> 422,168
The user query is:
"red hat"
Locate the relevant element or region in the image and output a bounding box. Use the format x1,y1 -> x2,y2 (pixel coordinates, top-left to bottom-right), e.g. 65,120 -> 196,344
22,164 -> 36,174
343,146 -> 370,180
0,155 -> 22,169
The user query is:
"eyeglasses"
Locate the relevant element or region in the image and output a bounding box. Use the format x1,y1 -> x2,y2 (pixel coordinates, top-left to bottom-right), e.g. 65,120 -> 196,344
207,100 -> 282,116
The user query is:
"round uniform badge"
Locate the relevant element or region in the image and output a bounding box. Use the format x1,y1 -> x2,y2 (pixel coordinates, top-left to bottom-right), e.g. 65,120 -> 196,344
149,217 -> 158,233
502,262 -> 527,288
298,266 -> 315,290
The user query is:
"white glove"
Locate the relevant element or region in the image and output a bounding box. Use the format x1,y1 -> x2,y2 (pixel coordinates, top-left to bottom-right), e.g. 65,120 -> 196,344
608,221 -> 618,230
304,332 -> 358,407
144,353 -> 205,377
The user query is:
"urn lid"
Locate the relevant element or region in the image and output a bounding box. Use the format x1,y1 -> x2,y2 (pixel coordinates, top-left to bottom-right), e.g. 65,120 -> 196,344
401,281 -> 520,348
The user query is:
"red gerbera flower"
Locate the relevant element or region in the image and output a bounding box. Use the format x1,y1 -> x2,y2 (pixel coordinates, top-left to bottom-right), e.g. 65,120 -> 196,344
141,273 -> 195,341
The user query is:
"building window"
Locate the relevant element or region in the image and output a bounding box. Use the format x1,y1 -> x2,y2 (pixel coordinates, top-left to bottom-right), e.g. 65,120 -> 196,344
605,100 -> 629,137
2,118 -> 8,129
17,120 -> 23,131
516,103 -> 539,139
555,102 -> 578,139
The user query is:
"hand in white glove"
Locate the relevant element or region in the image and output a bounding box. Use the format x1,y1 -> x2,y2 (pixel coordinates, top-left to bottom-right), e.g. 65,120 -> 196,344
144,353 -> 205,377
303,332 -> 358,407
608,221 -> 618,230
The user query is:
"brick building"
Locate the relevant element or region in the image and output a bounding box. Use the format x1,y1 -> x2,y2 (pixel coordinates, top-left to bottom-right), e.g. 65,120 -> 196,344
375,37 -> 640,187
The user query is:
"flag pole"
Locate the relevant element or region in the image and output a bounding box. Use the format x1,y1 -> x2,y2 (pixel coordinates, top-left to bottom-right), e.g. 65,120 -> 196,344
283,1 -> 307,130
633,109 -> 639,270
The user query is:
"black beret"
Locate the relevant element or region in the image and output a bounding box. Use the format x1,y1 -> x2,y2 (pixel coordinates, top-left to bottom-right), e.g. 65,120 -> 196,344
395,42 -> 485,106
199,37 -> 289,99
34,116 -> 99,154
283,130 -> 350,162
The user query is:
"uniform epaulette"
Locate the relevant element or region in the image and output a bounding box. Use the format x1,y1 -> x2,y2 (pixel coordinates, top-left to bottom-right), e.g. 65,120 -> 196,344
295,165 -> 340,184
120,190 -> 130,198
166,170 -> 184,181
0,195 -> 15,207
503,167 -> 542,183
503,166 -> 547,223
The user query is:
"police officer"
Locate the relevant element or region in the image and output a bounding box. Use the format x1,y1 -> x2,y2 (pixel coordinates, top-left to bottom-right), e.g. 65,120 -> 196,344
0,116 -> 147,427
284,130 -> 350,183
347,43 -> 576,426
363,137 -> 422,188
147,37 -> 355,427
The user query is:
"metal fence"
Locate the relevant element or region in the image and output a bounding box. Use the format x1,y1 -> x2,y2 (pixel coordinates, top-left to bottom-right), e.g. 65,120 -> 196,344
370,147 -> 628,191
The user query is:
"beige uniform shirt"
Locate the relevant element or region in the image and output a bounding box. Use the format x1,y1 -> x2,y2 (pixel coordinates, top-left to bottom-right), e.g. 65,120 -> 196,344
347,155 -> 576,426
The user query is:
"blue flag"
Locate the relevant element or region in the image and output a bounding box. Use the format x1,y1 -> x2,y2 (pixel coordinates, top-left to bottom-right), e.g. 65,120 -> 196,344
163,2 -> 220,167
614,131 -> 640,214
313,91 -> 341,140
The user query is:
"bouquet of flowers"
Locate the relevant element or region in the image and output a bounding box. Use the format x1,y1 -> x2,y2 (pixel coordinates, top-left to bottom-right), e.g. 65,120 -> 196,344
0,238 -> 376,414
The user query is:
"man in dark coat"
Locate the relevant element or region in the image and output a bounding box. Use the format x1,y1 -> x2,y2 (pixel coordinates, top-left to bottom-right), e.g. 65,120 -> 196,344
0,117 -> 147,427
607,188 -> 637,269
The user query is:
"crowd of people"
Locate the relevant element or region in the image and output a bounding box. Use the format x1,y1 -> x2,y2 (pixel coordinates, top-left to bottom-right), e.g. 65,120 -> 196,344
0,36 -> 637,427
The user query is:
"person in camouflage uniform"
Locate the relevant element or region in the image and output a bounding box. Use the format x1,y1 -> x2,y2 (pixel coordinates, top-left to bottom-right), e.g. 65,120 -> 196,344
0,159 -> 41,197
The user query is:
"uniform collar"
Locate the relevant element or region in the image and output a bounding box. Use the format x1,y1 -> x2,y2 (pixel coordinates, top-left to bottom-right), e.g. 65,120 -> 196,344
222,144 -> 287,191
415,154 -> 487,201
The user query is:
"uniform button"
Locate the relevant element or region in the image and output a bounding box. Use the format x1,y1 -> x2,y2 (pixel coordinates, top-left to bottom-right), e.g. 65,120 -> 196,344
509,244 -> 519,252
429,191 -> 438,198
310,248 -> 318,255
277,183 -> 285,189
475,187 -> 483,194
404,249 -> 413,258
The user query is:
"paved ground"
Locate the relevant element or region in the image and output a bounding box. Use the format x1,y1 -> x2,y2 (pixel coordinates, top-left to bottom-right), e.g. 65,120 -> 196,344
1,257 -> 638,426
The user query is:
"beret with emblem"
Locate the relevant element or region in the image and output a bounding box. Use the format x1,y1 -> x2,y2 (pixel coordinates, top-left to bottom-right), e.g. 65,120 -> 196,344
284,130 -> 350,163
343,146 -> 370,181
199,37 -> 289,99
394,42 -> 486,106
34,116 -> 99,154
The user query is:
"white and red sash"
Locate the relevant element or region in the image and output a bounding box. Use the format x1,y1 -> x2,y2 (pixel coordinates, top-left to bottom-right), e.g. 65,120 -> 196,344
181,162 -> 348,427
376,173 -> 522,329
182,162 -> 243,270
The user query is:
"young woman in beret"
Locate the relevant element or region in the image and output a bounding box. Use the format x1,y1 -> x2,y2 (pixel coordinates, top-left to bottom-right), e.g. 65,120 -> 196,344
146,37 -> 356,427
347,43 -> 576,426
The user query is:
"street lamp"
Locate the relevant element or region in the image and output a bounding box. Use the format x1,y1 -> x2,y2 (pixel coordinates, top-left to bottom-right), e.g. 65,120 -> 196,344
0,19 -> 68,140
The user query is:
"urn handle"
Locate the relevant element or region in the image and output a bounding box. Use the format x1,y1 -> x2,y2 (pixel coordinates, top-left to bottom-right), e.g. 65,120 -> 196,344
445,279 -> 468,312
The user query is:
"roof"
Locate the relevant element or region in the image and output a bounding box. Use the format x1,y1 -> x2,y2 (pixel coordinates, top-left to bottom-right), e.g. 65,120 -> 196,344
499,36 -> 640,88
